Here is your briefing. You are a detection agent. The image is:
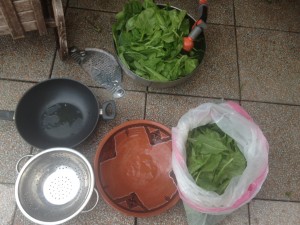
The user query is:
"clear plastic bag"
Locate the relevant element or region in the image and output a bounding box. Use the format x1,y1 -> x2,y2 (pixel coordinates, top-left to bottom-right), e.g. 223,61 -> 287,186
172,101 -> 269,225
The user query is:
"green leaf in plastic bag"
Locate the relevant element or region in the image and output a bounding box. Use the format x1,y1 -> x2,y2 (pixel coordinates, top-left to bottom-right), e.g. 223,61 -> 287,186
186,123 -> 247,195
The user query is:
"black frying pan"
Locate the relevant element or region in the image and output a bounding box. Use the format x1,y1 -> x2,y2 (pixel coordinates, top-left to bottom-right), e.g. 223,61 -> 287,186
0,78 -> 116,149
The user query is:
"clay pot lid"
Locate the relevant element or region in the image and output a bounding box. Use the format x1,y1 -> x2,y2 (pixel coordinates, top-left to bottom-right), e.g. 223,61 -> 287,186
94,120 -> 179,217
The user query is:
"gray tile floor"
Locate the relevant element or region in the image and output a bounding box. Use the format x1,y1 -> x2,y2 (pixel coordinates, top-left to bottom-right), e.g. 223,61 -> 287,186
0,0 -> 299,224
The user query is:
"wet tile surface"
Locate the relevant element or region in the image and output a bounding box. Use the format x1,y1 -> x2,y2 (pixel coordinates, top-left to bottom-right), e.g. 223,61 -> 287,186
137,201 -> 188,225
0,80 -> 35,110
0,0 -> 299,224
0,31 -> 56,82
242,101 -> 300,201
62,8 -> 146,91
249,200 -> 300,225
234,0 -> 300,32
64,197 -> 135,225
154,0 -> 234,25
237,28 -> 300,104
13,196 -> 135,225
149,25 -> 239,99
70,0 -> 234,25
0,121 -> 32,184
219,205 -> 249,225
0,184 -> 15,225
137,202 -> 249,225
65,8 -> 115,52
206,0 -> 234,25
14,208 -> 38,225
0,81 -> 33,183
145,93 -> 213,127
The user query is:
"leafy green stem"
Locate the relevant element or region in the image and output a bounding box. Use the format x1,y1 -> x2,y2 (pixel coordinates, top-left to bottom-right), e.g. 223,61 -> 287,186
216,158 -> 234,180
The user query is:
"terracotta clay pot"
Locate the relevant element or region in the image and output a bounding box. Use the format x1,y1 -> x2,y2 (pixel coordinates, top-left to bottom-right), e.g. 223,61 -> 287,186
94,120 -> 180,217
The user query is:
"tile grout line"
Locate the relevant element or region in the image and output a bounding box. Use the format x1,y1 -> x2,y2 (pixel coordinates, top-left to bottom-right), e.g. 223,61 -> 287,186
147,91 -> 241,101
233,2 -> 247,224
253,198 -> 300,203
87,84 -> 300,108
0,78 -> 38,84
68,6 -> 118,14
11,204 -> 17,225
208,22 -> 300,34
0,74 -> 299,107
102,87 -> 300,107
0,182 -> 18,225
29,146 -> 34,155
48,45 -> 57,79
86,84 -> 148,94
143,87 -> 149,119
134,217 -> 137,225
232,0 -> 242,102
0,76 -> 299,107
66,7 -> 300,34
235,25 -> 300,34
240,99 -> 300,107
0,182 -> 15,185
65,0 -> 70,14
248,203 -> 251,225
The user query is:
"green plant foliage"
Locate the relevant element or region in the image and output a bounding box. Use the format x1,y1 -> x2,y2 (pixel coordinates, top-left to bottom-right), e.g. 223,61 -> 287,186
113,0 -> 202,81
186,123 -> 247,195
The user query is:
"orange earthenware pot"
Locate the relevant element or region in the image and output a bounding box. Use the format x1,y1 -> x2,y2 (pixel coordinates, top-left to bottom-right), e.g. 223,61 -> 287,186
94,120 -> 180,217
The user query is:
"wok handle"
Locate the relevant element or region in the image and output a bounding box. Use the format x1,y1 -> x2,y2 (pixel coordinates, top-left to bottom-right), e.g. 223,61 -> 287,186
16,154 -> 33,173
100,100 -> 116,120
0,110 -> 15,121
81,188 -> 99,213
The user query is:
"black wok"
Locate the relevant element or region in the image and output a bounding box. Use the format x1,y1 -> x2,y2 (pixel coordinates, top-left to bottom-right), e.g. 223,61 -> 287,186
0,78 -> 116,149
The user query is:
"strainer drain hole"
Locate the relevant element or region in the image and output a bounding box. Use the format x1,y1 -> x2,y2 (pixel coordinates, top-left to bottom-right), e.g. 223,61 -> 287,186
43,166 -> 80,205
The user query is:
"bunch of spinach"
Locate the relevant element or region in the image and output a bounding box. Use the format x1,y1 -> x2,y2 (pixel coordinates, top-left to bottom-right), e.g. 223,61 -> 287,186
113,0 -> 200,81
186,123 -> 247,195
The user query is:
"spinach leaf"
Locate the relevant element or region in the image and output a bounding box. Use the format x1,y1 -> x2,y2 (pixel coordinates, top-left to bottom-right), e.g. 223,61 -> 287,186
113,0 -> 200,81
186,123 -> 247,195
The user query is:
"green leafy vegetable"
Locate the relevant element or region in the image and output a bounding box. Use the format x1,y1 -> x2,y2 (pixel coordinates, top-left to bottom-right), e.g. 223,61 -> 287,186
186,123 -> 247,195
113,0 -> 202,81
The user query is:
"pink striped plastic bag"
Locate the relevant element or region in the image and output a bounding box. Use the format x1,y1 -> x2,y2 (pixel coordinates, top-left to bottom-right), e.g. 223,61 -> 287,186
172,101 -> 269,225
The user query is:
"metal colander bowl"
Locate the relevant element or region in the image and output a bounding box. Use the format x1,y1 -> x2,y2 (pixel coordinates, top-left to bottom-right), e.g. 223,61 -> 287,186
15,148 -> 95,225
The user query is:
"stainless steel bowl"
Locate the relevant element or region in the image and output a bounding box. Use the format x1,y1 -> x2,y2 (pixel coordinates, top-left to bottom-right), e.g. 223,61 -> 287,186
15,148 -> 98,225
113,4 -> 206,88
